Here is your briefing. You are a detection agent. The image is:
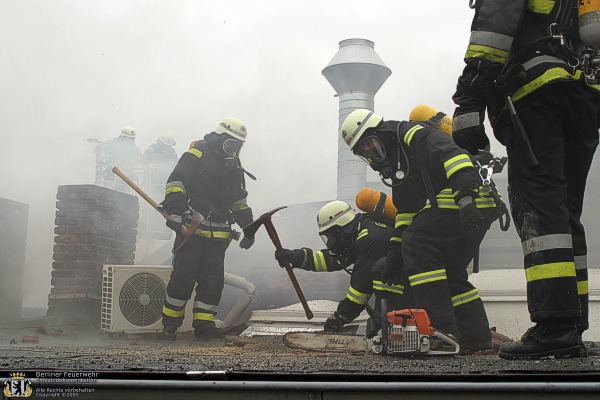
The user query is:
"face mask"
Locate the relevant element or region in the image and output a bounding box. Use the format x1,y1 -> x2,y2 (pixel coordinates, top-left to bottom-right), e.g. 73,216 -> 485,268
223,138 -> 243,157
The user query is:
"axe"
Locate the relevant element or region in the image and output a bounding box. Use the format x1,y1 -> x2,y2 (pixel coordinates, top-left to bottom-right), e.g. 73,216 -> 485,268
243,206 -> 314,320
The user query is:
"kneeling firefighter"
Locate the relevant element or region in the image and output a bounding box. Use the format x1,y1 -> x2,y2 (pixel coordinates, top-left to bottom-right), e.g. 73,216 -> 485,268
275,200 -> 413,333
341,108 -> 507,354
160,117 -> 255,341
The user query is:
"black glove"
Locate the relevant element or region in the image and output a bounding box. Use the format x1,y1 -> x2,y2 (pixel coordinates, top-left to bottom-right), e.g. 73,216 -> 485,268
166,213 -> 183,232
323,312 -> 344,333
452,109 -> 490,155
239,234 -> 255,250
458,196 -> 486,232
274,248 -> 305,269
383,244 -> 403,285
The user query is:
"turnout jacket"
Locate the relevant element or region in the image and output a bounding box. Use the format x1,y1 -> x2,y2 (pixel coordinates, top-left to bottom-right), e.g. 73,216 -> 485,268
388,121 -> 497,243
453,0 -> 600,136
295,214 -> 402,322
163,140 -> 253,239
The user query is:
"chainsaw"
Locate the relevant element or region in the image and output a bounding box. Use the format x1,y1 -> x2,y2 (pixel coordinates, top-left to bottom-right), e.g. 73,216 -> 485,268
368,300 -> 459,356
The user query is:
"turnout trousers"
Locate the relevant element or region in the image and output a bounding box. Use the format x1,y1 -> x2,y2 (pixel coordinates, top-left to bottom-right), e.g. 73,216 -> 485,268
162,234 -> 228,330
402,208 -> 497,344
494,81 -> 600,333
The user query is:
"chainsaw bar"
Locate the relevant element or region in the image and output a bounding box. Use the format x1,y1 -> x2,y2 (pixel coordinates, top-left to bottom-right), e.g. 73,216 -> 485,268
283,332 -> 367,354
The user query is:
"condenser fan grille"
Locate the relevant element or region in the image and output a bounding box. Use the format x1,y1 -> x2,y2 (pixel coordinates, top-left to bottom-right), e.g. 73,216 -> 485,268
119,272 -> 166,327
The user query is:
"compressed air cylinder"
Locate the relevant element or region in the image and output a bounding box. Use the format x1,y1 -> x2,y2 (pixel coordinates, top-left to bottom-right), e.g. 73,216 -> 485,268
409,104 -> 453,136
355,188 -> 397,221
579,0 -> 600,51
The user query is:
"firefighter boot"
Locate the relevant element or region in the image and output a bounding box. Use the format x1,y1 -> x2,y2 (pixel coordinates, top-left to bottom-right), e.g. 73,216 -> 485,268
162,326 -> 177,342
194,321 -> 225,340
498,322 -> 586,360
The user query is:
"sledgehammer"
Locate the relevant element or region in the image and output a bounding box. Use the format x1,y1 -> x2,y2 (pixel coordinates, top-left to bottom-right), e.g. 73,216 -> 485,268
243,206 -> 314,320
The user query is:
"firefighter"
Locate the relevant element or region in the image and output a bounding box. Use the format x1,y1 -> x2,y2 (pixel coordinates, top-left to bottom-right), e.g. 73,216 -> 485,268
160,117 -> 255,340
142,132 -> 178,170
452,0 -> 600,359
94,126 -> 142,190
275,200 -> 411,334
340,109 -> 501,355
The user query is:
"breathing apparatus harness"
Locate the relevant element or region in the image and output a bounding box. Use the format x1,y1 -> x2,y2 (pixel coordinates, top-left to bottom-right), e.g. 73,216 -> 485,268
379,122 -> 411,188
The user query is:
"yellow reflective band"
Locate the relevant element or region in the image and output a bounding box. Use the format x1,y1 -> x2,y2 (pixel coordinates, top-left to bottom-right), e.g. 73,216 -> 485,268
346,286 -> 369,305
528,0 -> 554,14
314,251 -> 328,272
232,203 -> 249,211
465,44 -> 510,64
162,306 -> 185,318
513,69 -> 591,103
188,148 -> 203,158
578,280 -> 589,296
390,237 -> 402,243
373,280 -> 404,295
193,228 -> 231,239
403,125 -> 423,146
395,213 -> 415,228
165,186 -> 184,194
525,262 -> 576,283
444,154 -> 473,178
451,288 -> 480,307
193,312 -> 215,321
409,269 -> 447,286
357,229 -> 368,241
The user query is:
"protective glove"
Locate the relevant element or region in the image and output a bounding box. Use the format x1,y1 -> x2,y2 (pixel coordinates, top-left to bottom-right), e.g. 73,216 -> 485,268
323,312 -> 344,333
239,234 -> 255,250
274,248 -> 305,269
452,109 -> 490,155
458,196 -> 486,232
383,244 -> 403,285
166,213 -> 183,232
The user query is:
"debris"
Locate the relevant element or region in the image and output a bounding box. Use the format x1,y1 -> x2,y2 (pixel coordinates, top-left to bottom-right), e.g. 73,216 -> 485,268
21,336 -> 39,343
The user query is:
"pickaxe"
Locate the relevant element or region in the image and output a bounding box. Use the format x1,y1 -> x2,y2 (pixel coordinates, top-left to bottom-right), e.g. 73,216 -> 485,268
243,206 -> 314,320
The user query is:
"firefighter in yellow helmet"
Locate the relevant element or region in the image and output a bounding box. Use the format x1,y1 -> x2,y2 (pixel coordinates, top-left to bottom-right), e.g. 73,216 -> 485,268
275,200 -> 412,334
160,117 -> 255,341
452,0 -> 600,359
341,108 -> 503,355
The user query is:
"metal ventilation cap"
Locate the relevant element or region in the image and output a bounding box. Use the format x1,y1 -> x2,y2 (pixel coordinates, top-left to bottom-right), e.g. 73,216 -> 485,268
322,38 -> 391,95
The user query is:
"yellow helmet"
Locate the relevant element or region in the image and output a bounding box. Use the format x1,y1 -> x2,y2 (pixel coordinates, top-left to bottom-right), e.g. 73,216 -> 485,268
317,200 -> 356,234
215,117 -> 247,142
120,126 -> 136,139
340,109 -> 383,151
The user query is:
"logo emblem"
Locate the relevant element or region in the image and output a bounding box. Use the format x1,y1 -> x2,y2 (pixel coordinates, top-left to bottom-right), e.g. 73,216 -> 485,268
3,372 -> 32,397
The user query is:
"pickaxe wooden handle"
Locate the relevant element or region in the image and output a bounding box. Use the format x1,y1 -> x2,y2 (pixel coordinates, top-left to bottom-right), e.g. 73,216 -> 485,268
244,206 -> 314,320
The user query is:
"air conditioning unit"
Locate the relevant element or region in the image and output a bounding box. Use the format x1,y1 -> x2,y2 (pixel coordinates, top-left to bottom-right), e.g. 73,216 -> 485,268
101,265 -> 193,333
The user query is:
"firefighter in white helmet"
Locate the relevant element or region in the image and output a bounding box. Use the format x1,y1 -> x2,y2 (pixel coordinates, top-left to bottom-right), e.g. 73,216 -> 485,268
160,117 -> 255,341
341,108 -> 502,355
93,125 -> 142,191
275,200 -> 412,334
143,132 -> 178,170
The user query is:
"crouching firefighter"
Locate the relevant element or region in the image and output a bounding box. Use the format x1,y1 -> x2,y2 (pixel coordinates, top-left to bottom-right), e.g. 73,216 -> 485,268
341,109 -> 506,355
275,200 -> 414,334
160,117 -> 256,341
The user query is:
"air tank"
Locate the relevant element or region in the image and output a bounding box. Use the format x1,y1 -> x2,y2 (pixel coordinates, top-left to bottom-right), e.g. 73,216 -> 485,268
579,0 -> 600,50
322,38 -> 392,202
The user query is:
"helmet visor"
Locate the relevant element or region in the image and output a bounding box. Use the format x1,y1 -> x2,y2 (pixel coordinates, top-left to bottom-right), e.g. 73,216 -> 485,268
353,136 -> 386,165
223,138 -> 243,157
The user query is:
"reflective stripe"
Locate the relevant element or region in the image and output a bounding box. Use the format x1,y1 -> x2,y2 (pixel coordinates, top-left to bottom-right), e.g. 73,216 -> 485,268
470,31 -> 513,52
453,112 -> 480,131
390,237 -> 402,243
465,44 -> 510,64
403,125 -> 423,146
522,55 -> 567,71
525,262 -> 576,283
575,255 -> 588,271
451,289 -> 480,307
300,248 -> 309,268
578,280 -> 589,295
395,213 -> 415,229
193,228 -> 231,239
373,280 -> 404,295
512,69 -> 600,104
162,306 -> 185,318
409,269 -> 447,286
318,205 -> 353,231
198,220 -> 230,229
357,229 -> 368,241
521,234 -> 572,257
528,0 -> 554,14
346,286 -> 370,305
193,301 -> 218,312
188,148 -> 203,158
193,312 -> 215,321
232,198 -> 248,211
165,180 -> 185,194
444,154 -> 473,178
314,251 -> 327,272
165,295 -> 187,307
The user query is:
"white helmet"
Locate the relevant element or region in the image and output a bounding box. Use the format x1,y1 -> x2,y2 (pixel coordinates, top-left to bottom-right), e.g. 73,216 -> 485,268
215,117 -> 247,142
340,109 -> 383,151
317,200 -> 356,234
120,126 -> 136,139
159,132 -> 176,146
